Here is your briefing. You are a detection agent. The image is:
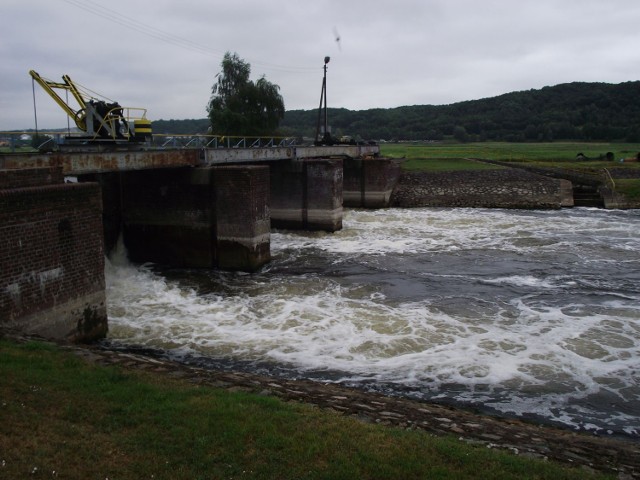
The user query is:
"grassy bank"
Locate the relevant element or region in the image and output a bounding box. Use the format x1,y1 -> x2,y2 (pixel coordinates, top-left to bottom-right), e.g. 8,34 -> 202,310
380,142 -> 640,201
0,339 -> 612,480
380,141 -> 640,163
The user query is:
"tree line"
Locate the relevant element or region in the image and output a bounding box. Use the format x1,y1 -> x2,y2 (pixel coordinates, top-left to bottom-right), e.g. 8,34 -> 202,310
280,81 -> 640,142
152,64 -> 640,143
153,52 -> 284,137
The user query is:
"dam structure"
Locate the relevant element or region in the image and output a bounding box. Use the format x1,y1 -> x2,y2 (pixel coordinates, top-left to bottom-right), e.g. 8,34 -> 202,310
0,142 -> 401,342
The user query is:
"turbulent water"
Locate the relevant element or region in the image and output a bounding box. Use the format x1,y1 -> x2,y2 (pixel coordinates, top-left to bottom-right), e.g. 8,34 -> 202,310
104,207 -> 640,437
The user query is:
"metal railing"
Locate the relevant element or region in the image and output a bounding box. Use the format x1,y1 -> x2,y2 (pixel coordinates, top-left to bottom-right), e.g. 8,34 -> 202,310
154,134 -> 298,150
602,167 -> 616,192
0,131 -> 300,153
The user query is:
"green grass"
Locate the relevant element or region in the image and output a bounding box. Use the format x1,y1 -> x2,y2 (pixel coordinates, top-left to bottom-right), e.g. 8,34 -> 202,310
380,141 -> 640,163
395,157 -> 503,172
0,339 -> 613,480
615,179 -> 640,200
380,142 -> 640,201
0,146 -> 37,153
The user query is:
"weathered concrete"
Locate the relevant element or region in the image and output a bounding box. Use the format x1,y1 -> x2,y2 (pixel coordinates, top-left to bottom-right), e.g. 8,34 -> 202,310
212,166 -> 271,271
2,144 -> 381,172
343,157 -> 403,208
117,165 -> 270,271
0,149 -> 199,175
474,159 -> 640,209
305,160 -> 343,231
121,166 -> 216,267
203,144 -> 379,165
7,291 -> 108,343
79,171 -> 124,255
270,158 -> 343,231
560,179 -> 575,207
601,187 -> 640,209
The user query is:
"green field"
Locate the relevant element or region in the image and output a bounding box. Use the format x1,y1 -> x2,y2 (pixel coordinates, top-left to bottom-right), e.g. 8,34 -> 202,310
380,142 -> 640,201
380,141 -> 640,163
0,339 -> 612,480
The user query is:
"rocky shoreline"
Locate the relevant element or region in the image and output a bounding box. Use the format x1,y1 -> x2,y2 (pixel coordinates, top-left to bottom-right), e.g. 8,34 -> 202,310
2,329 -> 638,479
390,168 -> 573,209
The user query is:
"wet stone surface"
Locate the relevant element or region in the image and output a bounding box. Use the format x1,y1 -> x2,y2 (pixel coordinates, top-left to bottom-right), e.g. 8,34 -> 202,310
4,331 -> 639,479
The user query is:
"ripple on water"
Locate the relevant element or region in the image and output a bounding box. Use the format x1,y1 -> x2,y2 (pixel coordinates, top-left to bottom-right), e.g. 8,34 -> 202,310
105,207 -> 640,437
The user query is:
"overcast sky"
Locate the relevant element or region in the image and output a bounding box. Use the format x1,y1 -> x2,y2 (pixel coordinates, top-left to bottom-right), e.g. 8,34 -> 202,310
2,0 -> 640,131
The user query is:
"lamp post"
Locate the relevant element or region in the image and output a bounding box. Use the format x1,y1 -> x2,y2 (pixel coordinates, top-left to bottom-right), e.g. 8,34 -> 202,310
315,56 -> 330,145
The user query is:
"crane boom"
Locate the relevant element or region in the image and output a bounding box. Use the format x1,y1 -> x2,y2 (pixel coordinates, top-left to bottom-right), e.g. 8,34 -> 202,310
28,70 -> 152,144
29,70 -> 87,130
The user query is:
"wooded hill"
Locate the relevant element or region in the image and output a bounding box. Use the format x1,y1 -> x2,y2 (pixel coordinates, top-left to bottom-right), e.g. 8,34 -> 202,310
153,81 -> 640,142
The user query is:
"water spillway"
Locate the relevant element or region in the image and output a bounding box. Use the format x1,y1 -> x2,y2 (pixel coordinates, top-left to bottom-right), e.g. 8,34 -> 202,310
105,207 -> 640,438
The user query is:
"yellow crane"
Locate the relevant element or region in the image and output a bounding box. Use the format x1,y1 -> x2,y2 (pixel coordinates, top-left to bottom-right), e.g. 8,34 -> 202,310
29,70 -> 152,143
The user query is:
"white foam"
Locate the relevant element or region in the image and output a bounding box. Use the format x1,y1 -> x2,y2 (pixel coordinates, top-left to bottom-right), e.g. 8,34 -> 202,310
105,207 -> 640,433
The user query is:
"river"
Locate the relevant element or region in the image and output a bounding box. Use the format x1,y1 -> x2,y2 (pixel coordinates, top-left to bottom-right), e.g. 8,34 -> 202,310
104,207 -> 640,438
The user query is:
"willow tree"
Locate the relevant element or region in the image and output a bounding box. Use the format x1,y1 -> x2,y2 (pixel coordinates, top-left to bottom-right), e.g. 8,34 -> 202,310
207,52 -> 285,136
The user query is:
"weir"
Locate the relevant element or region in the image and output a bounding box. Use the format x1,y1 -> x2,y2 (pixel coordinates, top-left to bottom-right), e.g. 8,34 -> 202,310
0,144 -> 400,342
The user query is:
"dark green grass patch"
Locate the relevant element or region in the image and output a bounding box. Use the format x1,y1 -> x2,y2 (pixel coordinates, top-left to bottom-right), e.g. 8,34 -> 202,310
398,157 -> 502,172
0,339 -> 613,479
380,141 -> 640,164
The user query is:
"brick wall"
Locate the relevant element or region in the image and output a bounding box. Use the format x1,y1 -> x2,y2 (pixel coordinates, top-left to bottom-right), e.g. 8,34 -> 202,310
0,166 -> 63,189
0,174 -> 107,342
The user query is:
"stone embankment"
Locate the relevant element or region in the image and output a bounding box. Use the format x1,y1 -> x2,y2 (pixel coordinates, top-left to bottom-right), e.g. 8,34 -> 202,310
390,168 -> 573,209
3,330 -> 638,479
470,159 -> 640,209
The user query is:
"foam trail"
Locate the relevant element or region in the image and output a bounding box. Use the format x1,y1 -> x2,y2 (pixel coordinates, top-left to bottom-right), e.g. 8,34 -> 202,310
104,208 -> 640,436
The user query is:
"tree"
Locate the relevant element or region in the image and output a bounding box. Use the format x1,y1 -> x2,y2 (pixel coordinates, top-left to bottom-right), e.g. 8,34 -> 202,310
207,52 -> 285,136
453,125 -> 468,142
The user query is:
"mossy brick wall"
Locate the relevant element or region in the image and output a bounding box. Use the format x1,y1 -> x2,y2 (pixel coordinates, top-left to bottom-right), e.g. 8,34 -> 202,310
0,166 -> 63,189
0,178 -> 107,342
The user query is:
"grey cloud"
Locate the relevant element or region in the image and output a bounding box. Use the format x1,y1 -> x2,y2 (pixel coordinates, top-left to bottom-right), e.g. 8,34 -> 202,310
2,0 -> 639,130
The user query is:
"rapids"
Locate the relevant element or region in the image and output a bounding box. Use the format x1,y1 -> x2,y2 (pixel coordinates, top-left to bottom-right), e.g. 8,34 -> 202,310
105,207 -> 640,437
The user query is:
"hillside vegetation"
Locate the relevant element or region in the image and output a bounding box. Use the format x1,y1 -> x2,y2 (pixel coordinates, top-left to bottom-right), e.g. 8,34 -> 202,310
152,81 -> 640,142
280,81 -> 640,142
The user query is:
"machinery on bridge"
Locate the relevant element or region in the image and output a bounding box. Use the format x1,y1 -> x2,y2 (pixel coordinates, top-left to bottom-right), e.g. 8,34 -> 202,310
29,70 -> 152,146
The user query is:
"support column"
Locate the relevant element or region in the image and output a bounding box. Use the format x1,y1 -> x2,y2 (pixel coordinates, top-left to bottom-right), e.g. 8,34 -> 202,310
213,166 -> 271,271
80,172 -> 123,255
305,159 -> 343,231
343,157 -> 403,208
270,158 -> 343,231
121,165 -> 270,272
122,167 -> 215,267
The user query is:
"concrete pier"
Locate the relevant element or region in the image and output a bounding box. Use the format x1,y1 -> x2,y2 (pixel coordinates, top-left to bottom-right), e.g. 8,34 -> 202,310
0,146 -> 391,342
115,165 -> 270,272
270,158 -> 343,231
212,166 -> 271,271
343,157 -> 403,208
